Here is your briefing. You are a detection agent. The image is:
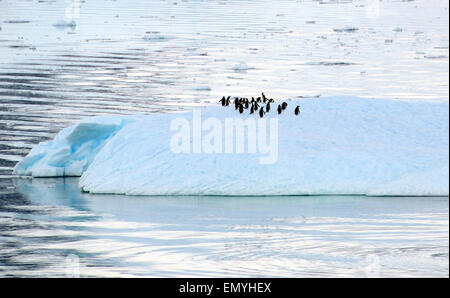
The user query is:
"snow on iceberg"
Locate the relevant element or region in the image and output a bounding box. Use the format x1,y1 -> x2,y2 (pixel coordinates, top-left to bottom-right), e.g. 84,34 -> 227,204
13,97 -> 449,196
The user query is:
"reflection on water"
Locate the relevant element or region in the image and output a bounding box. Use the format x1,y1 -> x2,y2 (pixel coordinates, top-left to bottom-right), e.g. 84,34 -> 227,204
0,177 -> 446,277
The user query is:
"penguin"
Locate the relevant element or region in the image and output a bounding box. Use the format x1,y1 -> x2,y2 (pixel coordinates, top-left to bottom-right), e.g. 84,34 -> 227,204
220,96 -> 226,106
235,100 -> 240,110
295,105 -> 300,115
281,102 -> 288,110
266,102 -> 271,113
269,98 -> 275,103
250,105 -> 255,114
226,96 -> 231,106
244,101 -> 249,109
277,104 -> 282,114
262,92 -> 266,102
259,107 -> 265,118
239,104 -> 244,114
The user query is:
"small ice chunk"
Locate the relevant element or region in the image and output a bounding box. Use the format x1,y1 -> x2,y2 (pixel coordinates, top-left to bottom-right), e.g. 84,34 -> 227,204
4,20 -> 31,24
143,32 -> 171,41
232,62 -> 250,71
53,20 -> 77,28
189,86 -> 211,91
333,27 -> 358,33
424,55 -> 448,59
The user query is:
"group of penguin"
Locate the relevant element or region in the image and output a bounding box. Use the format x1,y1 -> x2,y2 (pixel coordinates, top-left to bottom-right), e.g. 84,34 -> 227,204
219,93 -> 300,118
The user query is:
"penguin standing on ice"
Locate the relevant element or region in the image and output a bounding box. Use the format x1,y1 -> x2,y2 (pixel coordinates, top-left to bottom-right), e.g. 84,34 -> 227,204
294,105 -> 300,115
277,104 -> 282,114
235,100 -> 240,110
220,96 -> 226,106
259,107 -> 265,118
226,96 -> 231,106
239,104 -> 244,114
281,102 -> 288,110
266,102 -> 271,113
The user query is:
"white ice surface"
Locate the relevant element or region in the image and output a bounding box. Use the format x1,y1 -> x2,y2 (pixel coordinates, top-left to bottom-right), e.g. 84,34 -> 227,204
14,97 -> 449,196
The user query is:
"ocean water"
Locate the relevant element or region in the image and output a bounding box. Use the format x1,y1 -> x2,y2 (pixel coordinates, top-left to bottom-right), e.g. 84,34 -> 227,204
0,0 -> 448,277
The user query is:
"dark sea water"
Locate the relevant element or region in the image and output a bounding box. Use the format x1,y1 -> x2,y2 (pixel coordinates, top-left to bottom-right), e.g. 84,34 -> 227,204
0,0 -> 448,277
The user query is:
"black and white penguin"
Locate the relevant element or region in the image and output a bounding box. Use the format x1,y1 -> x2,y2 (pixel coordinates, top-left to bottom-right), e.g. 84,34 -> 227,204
295,105 -> 300,115
259,107 -> 265,118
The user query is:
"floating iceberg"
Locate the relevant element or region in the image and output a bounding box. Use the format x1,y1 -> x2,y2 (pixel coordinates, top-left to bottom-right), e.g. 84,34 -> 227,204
232,62 -> 251,71
13,97 -> 449,196
142,32 -> 172,41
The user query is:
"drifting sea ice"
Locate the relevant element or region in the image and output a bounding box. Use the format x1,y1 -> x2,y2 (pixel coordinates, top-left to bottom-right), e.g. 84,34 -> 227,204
232,62 -> 251,71
13,96 -> 449,196
52,20 -> 77,28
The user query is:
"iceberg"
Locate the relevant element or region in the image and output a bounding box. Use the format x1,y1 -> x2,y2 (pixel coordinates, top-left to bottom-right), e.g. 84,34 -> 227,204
232,62 -> 251,71
13,97 -> 449,196
53,20 -> 77,29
